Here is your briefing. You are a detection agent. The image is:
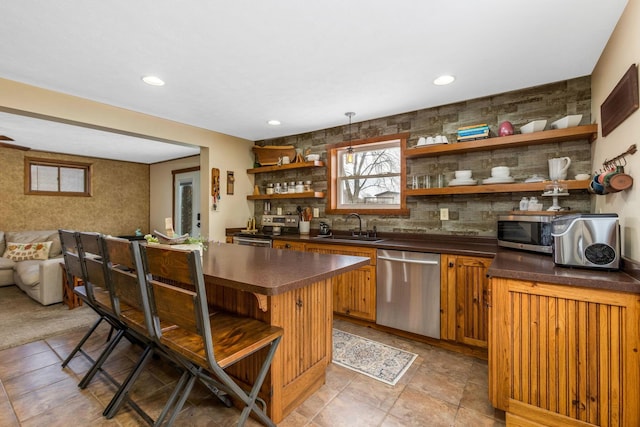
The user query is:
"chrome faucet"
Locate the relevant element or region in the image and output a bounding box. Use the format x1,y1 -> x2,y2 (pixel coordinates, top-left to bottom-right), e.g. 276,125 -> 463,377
346,213 -> 363,236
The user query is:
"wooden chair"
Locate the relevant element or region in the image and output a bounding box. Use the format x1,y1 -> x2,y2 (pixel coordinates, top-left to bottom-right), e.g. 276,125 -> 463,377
74,231 -> 133,389
140,244 -> 283,426
101,236 -> 192,425
58,230 -> 122,374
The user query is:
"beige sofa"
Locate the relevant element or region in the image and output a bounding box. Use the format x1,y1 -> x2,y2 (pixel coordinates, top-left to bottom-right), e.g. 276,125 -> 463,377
0,230 -> 64,305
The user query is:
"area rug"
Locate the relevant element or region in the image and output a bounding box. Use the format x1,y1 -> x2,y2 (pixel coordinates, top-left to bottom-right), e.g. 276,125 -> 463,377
332,328 -> 418,386
0,285 -> 99,350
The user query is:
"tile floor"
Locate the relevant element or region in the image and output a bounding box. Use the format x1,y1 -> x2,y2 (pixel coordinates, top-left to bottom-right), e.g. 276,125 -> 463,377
0,318 -> 505,426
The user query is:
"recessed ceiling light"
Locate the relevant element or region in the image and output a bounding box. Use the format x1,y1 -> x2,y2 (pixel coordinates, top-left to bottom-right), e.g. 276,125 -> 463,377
433,75 -> 455,85
267,120 -> 281,126
142,75 -> 165,86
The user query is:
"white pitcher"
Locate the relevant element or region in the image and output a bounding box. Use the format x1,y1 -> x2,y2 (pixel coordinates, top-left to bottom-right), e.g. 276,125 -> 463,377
548,157 -> 571,181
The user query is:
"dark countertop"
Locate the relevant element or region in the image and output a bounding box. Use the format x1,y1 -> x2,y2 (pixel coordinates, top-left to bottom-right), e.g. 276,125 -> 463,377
488,248 -> 640,294
275,233 -> 499,257
271,232 -> 640,294
201,242 -> 369,296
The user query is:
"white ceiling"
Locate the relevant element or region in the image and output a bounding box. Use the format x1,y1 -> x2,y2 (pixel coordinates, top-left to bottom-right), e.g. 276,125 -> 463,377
0,0 -> 628,163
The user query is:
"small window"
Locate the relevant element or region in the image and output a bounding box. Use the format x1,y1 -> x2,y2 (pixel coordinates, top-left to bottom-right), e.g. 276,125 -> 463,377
25,157 -> 92,196
327,133 -> 409,215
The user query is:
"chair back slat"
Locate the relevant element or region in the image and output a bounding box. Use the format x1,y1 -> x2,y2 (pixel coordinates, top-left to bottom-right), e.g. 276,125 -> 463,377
149,280 -> 200,335
103,236 -> 156,336
78,232 -> 102,258
84,257 -> 107,288
110,269 -> 144,310
107,238 -> 137,270
59,229 -> 85,284
143,245 -> 193,285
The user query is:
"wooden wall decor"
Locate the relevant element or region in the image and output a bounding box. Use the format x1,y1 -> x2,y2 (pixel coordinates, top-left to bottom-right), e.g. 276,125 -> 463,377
601,63 -> 639,136
211,168 -> 220,210
226,170 -> 234,195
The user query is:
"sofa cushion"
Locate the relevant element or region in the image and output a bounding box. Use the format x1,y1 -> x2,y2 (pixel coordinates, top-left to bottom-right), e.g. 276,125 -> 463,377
5,230 -> 61,258
0,257 -> 15,271
4,241 -> 52,261
14,260 -> 41,287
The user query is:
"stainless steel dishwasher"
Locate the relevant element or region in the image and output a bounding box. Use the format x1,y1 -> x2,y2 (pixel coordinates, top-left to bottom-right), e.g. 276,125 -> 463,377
376,249 -> 440,339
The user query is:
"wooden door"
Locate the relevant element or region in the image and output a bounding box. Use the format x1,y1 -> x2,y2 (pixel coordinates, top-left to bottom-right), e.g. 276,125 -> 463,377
441,254 -> 491,348
489,277 -> 640,426
305,243 -> 376,321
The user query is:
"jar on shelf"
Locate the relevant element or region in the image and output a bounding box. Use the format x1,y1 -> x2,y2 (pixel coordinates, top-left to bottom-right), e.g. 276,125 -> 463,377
274,182 -> 282,194
295,181 -> 304,193
304,180 -> 312,192
288,181 -> 296,193
519,197 -> 528,211
281,182 -> 288,194
266,183 -> 274,195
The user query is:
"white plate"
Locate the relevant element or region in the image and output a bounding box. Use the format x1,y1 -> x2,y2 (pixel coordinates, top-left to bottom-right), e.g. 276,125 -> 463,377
448,178 -> 477,186
524,175 -> 546,183
482,177 -> 515,184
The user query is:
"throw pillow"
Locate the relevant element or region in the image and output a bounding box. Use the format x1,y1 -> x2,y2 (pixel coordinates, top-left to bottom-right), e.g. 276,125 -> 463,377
3,241 -> 53,261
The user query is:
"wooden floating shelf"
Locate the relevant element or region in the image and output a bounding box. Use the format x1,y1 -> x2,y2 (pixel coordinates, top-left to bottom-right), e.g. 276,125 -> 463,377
405,125 -> 598,159
247,191 -> 325,200
406,180 -> 590,196
247,160 -> 325,174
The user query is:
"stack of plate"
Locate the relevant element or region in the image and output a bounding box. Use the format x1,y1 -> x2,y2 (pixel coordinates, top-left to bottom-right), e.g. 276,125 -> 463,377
482,176 -> 515,184
448,178 -> 478,186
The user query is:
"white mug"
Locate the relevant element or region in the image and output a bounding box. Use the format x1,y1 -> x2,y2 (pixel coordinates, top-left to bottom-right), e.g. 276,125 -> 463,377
281,156 -> 290,165
426,136 -> 435,144
548,157 -> 571,181
434,135 -> 443,143
417,137 -> 426,146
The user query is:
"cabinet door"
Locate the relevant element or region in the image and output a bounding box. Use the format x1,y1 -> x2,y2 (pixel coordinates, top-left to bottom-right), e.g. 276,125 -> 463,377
305,243 -> 376,321
272,240 -> 306,251
489,277 -> 640,426
441,254 -> 491,348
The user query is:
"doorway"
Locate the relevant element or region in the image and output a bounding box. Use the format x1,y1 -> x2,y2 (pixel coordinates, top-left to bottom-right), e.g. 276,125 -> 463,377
173,169 -> 201,237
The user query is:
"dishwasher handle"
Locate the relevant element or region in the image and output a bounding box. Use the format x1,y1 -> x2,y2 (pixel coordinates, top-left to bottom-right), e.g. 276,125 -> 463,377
377,255 -> 439,265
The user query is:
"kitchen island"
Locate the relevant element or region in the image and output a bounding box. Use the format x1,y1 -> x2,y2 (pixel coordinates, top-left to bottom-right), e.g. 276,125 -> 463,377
198,242 -> 369,423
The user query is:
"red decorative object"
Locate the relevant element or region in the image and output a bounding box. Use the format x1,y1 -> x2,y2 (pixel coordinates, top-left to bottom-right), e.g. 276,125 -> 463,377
498,121 -> 514,136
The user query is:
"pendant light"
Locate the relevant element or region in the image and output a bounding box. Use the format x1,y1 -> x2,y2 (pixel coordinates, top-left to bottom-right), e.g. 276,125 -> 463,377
345,112 -> 356,164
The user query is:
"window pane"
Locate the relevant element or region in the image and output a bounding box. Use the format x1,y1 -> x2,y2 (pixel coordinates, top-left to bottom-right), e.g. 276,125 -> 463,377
30,165 -> 58,191
60,167 -> 85,192
337,142 -> 401,209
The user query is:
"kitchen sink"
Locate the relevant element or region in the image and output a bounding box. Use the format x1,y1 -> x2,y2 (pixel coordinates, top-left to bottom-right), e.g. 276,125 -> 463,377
313,235 -> 385,243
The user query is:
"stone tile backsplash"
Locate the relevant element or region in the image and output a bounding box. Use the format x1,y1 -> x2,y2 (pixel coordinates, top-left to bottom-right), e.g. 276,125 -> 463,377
255,76 -> 593,237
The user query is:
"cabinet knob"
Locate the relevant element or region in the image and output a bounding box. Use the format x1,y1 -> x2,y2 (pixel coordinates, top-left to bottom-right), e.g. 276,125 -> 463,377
448,262 -> 454,268
285,243 -> 291,248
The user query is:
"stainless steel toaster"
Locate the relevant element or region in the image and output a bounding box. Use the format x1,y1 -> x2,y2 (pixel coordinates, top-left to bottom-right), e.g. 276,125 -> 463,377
551,213 -> 620,270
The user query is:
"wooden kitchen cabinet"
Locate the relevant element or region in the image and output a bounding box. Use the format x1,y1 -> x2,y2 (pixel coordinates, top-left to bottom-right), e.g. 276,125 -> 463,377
305,243 -> 377,322
272,240 -> 306,251
440,254 -> 492,348
489,277 -> 640,426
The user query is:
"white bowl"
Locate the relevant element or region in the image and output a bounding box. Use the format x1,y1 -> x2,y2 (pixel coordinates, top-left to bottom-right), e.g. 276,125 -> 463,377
520,120 -> 547,134
491,166 -> 510,178
575,173 -> 590,180
551,114 -> 582,129
305,154 -> 320,161
455,170 -> 472,180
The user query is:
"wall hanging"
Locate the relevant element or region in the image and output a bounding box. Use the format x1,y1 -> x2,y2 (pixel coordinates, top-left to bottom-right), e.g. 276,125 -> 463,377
601,63 -> 638,136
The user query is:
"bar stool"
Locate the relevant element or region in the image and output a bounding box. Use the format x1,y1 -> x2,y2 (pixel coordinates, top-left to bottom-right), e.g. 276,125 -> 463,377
140,244 -> 283,426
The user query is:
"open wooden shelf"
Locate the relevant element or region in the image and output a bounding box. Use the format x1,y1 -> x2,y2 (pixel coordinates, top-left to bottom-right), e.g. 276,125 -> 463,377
406,179 -> 590,196
405,125 -> 598,159
247,160 -> 325,174
247,191 -> 325,200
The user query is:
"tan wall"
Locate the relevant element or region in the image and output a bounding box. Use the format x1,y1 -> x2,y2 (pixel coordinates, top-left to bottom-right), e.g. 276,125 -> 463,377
591,0 -> 640,261
0,147 -> 149,235
149,156 -> 200,235
0,79 -> 255,241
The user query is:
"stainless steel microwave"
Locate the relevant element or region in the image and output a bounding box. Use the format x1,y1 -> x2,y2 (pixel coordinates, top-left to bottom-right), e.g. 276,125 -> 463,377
497,214 -> 555,254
